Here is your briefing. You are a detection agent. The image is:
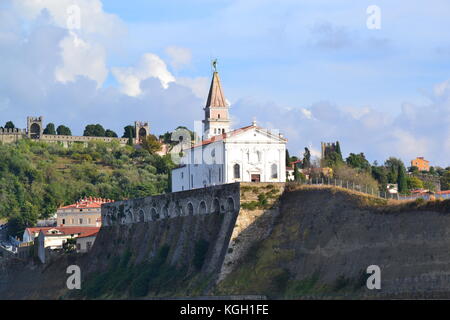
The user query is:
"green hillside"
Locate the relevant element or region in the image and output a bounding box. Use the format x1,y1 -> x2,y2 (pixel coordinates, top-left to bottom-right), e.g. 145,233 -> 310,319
0,139 -> 174,237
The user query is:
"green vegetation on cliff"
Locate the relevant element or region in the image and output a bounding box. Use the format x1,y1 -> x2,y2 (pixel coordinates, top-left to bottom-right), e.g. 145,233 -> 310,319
0,139 -> 174,237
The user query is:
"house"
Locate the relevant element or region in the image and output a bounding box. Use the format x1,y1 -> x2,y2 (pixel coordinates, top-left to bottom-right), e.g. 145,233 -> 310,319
33,226 -> 100,251
171,69 -> 287,192
24,226 -> 100,249
411,157 -> 430,172
76,229 -> 99,253
56,197 -> 114,227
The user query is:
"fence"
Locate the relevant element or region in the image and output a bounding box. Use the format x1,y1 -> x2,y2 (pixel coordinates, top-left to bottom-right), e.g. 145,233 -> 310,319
295,178 -> 449,201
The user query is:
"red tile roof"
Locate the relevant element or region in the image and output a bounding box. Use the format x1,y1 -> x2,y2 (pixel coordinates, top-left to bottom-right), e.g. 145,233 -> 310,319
58,197 -> 114,210
26,226 -> 100,238
189,124 -> 287,149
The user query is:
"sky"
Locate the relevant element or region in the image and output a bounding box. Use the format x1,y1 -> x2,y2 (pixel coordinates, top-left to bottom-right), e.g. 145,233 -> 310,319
0,0 -> 449,166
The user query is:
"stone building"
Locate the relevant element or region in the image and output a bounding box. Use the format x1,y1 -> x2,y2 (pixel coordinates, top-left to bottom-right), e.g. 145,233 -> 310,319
171,70 -> 287,192
56,197 -> 114,227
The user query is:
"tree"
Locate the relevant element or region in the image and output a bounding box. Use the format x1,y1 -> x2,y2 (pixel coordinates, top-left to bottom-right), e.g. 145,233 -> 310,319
407,176 -> 424,190
384,157 -> 404,184
293,165 -> 305,182
122,125 -> 136,139
335,141 -> 343,159
302,148 -> 311,169
322,151 -> 343,168
84,124 -> 106,137
57,125 -> 72,136
346,153 -> 371,172
105,129 -> 118,138
4,121 -> 15,129
142,135 -> 162,154
371,164 -> 388,191
408,166 -> 419,174
286,149 -> 291,167
43,123 -> 56,135
441,170 -> 450,190
397,164 -> 408,194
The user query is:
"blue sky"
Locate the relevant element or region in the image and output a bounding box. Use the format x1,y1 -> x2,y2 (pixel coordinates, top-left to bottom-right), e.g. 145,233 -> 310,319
1,0 -> 450,166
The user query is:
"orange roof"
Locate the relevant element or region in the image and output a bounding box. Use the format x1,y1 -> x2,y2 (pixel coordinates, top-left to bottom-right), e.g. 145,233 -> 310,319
77,229 -> 100,238
58,197 -> 114,210
437,190 -> 450,195
26,226 -> 100,237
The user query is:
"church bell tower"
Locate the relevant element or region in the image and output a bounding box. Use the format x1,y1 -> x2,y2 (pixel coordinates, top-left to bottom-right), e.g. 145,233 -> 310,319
203,61 -> 231,139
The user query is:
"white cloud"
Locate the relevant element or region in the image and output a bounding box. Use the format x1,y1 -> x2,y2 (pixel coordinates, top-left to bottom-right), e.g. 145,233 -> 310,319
112,53 -> 176,96
165,46 -> 192,70
176,77 -> 209,100
54,31 -> 108,87
10,0 -> 125,87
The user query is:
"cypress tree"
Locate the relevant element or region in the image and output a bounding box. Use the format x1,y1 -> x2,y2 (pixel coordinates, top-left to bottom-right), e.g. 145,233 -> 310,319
397,164 -> 408,194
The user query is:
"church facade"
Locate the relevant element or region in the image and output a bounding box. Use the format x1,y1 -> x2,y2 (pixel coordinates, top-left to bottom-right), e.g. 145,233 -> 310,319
171,70 -> 287,192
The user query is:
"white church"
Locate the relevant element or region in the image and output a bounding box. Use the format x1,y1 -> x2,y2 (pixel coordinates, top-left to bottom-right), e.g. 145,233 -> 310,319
171,69 -> 287,192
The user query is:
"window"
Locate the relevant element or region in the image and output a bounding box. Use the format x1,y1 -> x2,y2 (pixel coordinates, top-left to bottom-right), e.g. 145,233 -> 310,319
79,218 -> 83,225
76,243 -> 81,251
88,218 -> 91,224
271,164 -> 278,179
87,242 -> 92,251
234,164 -> 241,179
218,114 -> 221,119
181,172 -> 184,179
62,219 -> 65,225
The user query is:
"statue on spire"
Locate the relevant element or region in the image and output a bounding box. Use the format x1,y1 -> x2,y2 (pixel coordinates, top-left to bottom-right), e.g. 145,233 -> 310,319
212,59 -> 218,73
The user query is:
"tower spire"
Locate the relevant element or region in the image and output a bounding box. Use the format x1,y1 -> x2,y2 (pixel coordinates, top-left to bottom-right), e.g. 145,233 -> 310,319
203,63 -> 231,139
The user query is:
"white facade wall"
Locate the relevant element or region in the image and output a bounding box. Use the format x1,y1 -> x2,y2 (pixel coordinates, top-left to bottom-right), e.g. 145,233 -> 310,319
76,235 -> 97,253
171,127 -> 286,192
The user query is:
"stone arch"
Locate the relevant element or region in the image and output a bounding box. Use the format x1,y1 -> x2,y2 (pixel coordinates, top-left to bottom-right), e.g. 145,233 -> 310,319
212,198 -> 220,214
151,207 -> 159,221
138,127 -> 147,143
126,210 -> 133,224
187,202 -> 194,216
199,201 -> 207,215
226,197 -> 235,212
162,205 -> 169,219
139,210 -> 145,223
30,123 -> 41,139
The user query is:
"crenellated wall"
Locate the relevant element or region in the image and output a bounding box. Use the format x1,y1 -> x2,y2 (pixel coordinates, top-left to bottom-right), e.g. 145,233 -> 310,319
0,128 -> 27,144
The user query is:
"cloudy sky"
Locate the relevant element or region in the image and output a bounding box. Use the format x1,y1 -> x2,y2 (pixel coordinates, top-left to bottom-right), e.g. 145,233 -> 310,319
1,0 -> 449,166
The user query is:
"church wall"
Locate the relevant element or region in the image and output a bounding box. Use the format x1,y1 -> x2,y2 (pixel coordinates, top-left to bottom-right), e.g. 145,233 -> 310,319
225,142 -> 286,183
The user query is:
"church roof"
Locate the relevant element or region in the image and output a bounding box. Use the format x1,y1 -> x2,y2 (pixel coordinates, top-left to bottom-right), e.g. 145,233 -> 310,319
205,72 -> 227,108
190,124 -> 287,149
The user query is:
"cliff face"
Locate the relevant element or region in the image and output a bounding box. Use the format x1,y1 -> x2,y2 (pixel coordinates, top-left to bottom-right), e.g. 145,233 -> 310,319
217,185 -> 450,298
1,184 -> 450,299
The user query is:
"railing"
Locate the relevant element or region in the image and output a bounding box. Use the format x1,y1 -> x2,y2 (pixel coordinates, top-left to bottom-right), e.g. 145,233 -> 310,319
293,178 -> 449,201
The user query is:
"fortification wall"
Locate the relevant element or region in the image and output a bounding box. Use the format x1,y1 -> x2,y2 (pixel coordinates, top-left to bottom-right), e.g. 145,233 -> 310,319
0,128 -> 26,144
40,135 -> 128,147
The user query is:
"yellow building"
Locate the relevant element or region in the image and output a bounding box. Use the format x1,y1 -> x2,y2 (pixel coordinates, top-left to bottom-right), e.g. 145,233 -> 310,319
56,197 -> 114,227
411,157 -> 430,172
